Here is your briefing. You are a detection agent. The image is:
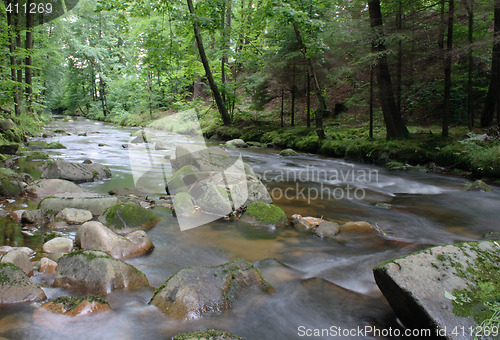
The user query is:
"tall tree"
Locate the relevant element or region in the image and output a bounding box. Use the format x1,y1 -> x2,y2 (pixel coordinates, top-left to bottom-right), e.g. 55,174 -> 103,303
463,0 -> 474,130
368,0 -> 409,140
482,0 -> 500,127
187,0 -> 231,126
25,0 -> 34,111
442,0 -> 454,137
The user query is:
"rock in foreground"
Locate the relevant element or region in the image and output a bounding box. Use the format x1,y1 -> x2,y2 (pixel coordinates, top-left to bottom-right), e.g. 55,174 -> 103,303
173,329 -> 244,340
150,258 -> 273,320
26,179 -> 85,198
54,250 -> 149,294
374,241 -> 499,338
41,296 -> 111,316
0,263 -> 46,303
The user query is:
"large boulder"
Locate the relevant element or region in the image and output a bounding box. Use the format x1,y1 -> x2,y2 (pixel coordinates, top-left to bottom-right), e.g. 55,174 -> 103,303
149,258 -> 273,320
240,202 -> 288,230
53,250 -> 149,294
0,263 -> 46,303
76,221 -> 154,259
38,194 -> 118,216
374,241 -> 499,338
42,161 -> 111,183
98,202 -> 160,234
1,249 -> 33,276
168,146 -> 272,228
26,179 -> 85,198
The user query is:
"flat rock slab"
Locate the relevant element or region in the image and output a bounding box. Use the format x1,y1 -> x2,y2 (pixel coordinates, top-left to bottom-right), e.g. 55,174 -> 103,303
38,194 -> 118,216
42,161 -> 111,183
54,250 -> 149,295
150,258 -> 273,320
26,179 -> 85,198
374,241 -> 500,338
0,263 -> 46,303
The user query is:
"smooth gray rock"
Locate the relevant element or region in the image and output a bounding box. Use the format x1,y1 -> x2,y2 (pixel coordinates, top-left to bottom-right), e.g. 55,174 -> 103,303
53,250 -> 149,294
55,208 -> 93,224
42,161 -> 111,183
42,237 -> 74,254
374,241 -> 499,338
76,221 -> 154,259
26,179 -> 85,198
0,263 -> 46,303
149,258 -> 273,320
1,249 -> 33,276
21,209 -> 49,226
38,194 -> 118,216
314,221 -> 340,239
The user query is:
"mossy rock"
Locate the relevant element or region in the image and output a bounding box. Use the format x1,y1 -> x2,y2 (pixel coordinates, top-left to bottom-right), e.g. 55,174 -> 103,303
279,148 -> 299,157
0,262 -> 46,303
28,140 -> 66,150
173,329 -> 245,340
465,180 -> 493,192
42,296 -> 111,316
167,165 -> 199,194
99,202 -> 160,234
149,258 -> 273,320
25,151 -> 49,161
241,202 -> 288,229
0,169 -> 24,196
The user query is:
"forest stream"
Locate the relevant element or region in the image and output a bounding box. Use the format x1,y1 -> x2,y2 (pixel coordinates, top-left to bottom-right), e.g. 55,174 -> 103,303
1,116 -> 500,339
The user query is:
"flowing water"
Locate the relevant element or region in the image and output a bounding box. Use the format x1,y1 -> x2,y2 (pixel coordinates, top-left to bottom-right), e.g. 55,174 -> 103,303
1,116 -> 499,339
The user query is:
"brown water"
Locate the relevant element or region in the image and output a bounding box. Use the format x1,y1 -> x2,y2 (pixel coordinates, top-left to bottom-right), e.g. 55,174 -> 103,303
1,116 -> 499,339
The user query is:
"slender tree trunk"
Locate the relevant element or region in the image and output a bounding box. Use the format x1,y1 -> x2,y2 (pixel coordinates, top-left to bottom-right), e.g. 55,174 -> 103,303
7,3 -> 20,115
370,65 -> 374,139
25,0 -> 34,112
463,0 -> 474,130
306,71 -> 311,128
99,75 -> 109,117
187,0 -> 231,126
147,72 -> 153,118
292,22 -> 326,141
368,0 -> 409,140
281,89 -> 284,128
291,85 -> 296,127
443,0 -> 454,137
482,0 -> 500,127
396,0 -> 403,113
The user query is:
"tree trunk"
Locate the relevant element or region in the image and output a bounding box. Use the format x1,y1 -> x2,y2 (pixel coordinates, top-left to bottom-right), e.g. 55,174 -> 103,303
291,85 -> 296,127
187,0 -> 231,126
369,65 -> 374,139
368,0 -> 409,140
306,71 -> 311,128
281,89 -> 284,128
14,5 -> 22,115
25,0 -> 34,111
292,22 -> 326,141
482,0 -> 500,127
396,0 -> 403,113
442,0 -> 454,137
7,2 -> 20,115
463,0 -> 474,130
99,75 -> 109,117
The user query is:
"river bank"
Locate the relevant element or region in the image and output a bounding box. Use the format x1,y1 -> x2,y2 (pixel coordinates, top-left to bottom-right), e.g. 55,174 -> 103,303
76,106 -> 500,181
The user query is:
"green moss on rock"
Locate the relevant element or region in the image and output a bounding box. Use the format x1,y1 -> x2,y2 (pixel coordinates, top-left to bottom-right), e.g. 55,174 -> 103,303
243,202 -> 288,227
100,202 -> 160,233
48,296 -> 109,311
173,329 -> 244,340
